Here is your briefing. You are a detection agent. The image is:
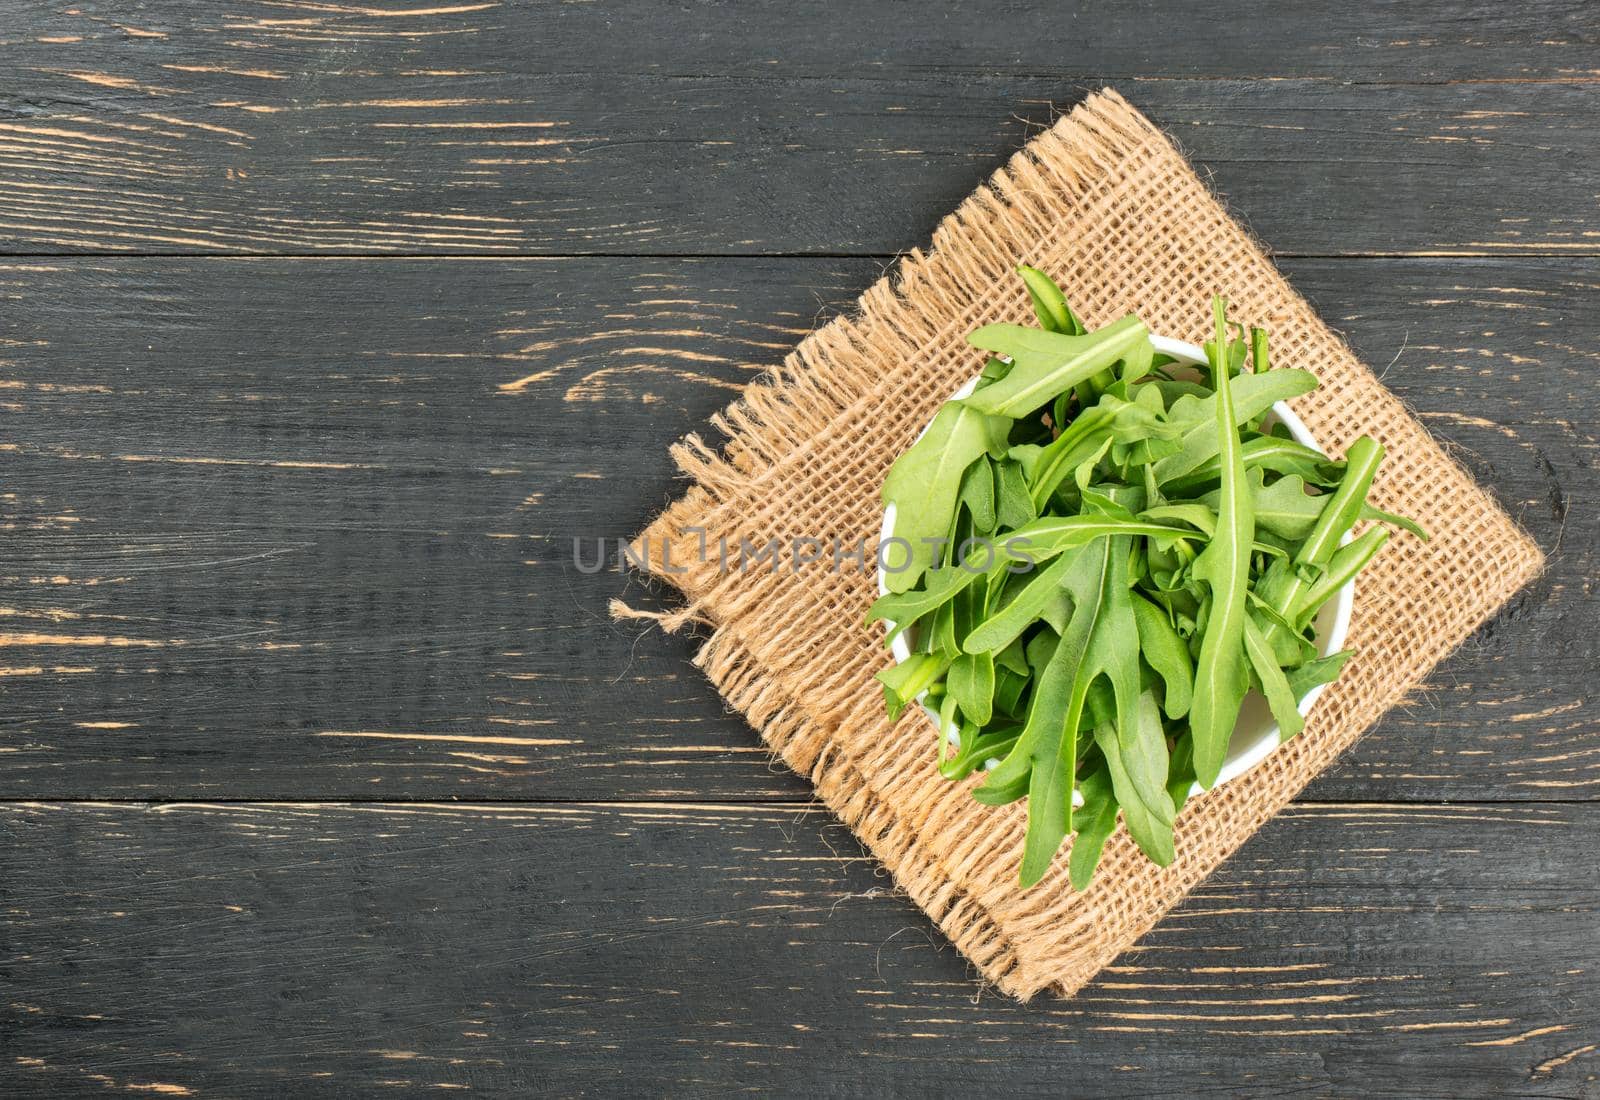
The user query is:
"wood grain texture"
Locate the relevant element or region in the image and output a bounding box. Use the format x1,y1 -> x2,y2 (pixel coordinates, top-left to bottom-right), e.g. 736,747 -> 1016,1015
0,256 -> 1583,801
6,0 -> 1594,83
3,800 -> 1596,1097
2,5 -> 1594,1089
0,4 -> 1596,256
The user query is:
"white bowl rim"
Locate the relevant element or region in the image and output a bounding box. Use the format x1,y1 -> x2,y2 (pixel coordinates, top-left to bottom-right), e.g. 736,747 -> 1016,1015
876,334 -> 1355,799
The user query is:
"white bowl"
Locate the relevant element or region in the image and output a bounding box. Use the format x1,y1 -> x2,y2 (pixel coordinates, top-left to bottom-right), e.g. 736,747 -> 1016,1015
876,335 -> 1353,798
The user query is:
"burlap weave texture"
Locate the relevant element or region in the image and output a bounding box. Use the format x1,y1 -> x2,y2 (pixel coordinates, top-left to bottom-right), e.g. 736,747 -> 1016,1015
627,89 -> 1544,999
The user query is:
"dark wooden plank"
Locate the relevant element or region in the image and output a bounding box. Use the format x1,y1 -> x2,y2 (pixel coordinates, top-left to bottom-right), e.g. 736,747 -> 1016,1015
3,800 -> 1596,1097
0,256 -> 1586,801
4,0 -> 1593,85
1286,259 -> 1595,803
1,22 -> 1598,257
0,256 -> 828,801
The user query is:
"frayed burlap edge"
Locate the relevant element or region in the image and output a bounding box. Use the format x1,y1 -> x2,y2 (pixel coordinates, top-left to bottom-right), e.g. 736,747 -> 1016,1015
623,88 -> 1545,999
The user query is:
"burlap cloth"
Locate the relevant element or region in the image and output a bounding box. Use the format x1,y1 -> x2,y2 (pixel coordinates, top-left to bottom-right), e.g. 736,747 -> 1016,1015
622,89 -> 1544,999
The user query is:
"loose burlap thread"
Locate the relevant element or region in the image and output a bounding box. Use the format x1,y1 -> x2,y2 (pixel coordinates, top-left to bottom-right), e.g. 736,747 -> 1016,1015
625,89 -> 1544,1000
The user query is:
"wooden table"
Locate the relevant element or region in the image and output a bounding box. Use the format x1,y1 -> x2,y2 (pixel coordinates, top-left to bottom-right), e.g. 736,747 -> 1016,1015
2,3 -> 1595,1095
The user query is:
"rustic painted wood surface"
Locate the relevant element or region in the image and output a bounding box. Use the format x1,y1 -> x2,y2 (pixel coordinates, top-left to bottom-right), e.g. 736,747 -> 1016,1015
0,78 -> 1597,256
0,2 -> 1597,257
1,2 -> 1596,1096
0,257 -> 1587,803
5,801 -> 1599,1097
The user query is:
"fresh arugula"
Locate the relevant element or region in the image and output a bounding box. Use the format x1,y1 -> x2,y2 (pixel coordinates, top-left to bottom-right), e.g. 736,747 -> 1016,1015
1188,297 -> 1256,789
871,268 -> 1423,888
879,402 -> 1011,593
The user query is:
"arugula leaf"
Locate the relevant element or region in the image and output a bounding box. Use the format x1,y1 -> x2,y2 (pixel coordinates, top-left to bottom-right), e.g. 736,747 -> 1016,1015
1296,435 -> 1383,569
1020,435 -> 1113,514
1093,691 -> 1176,866
1365,502 -> 1428,542
994,459 -> 1037,530
1163,434 -> 1344,496
1140,500 -> 1219,536
970,772 -> 1029,806
1132,592 -> 1193,719
964,315 -> 1151,417
1208,471 -> 1319,541
937,689 -> 960,746
993,666 -> 1029,716
1292,526 -> 1390,630
939,725 -> 1024,782
959,457 -> 997,535
1165,735 -> 1197,817
986,534 -> 1143,887
880,401 -> 1011,593
930,578 -> 960,656
875,653 -> 948,723
1250,326 -> 1270,373
866,515 -> 1198,636
947,650 -> 996,727
981,546 -> 1094,881
1067,764 -> 1118,890
1243,611 -> 1304,741
1285,650 -> 1352,699
1253,436 -> 1395,647
1188,298 -> 1256,789
1023,391 -> 1173,510
1151,369 -> 1318,485
963,549 -> 1081,654
1202,468 -> 1424,544
995,635 -> 1030,676
1017,265 -> 1083,335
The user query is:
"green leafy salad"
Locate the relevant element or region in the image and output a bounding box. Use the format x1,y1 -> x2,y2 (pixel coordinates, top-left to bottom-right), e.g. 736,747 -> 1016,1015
867,268 -> 1423,889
